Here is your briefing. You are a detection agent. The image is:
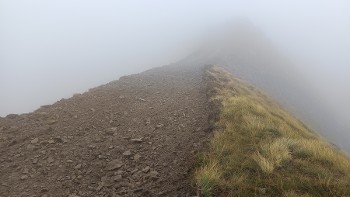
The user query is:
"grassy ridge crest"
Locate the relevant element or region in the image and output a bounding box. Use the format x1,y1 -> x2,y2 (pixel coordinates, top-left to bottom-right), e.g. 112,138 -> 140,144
195,65 -> 350,196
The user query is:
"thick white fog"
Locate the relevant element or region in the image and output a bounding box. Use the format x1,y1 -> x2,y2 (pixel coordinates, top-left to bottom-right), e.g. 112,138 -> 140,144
1,1 -> 349,148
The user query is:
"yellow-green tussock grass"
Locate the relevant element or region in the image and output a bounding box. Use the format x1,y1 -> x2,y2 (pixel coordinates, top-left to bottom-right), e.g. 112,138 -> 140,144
195,65 -> 350,196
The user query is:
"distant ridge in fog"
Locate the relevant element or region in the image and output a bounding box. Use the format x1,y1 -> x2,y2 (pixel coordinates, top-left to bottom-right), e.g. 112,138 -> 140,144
180,22 -> 350,153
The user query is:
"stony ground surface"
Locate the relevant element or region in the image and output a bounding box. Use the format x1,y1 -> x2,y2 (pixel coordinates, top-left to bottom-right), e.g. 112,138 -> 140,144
0,65 -> 211,197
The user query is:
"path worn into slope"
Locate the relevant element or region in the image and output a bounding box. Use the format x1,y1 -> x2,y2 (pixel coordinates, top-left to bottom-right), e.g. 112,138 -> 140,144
0,65 -> 210,196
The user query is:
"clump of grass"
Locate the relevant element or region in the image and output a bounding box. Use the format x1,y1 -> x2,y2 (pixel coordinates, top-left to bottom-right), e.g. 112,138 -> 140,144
252,152 -> 275,173
195,162 -> 221,197
253,138 -> 293,173
195,66 -> 350,196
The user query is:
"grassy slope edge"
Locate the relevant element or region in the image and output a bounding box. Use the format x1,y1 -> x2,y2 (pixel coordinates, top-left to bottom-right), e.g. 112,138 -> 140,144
195,65 -> 350,196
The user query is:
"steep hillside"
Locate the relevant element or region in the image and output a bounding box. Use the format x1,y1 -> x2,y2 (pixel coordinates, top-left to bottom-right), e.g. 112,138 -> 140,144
181,22 -> 347,152
195,66 -> 350,196
0,65 -> 211,196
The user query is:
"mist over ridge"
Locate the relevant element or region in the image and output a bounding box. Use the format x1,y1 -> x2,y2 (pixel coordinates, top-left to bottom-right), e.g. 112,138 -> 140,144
1,1 -> 349,152
181,21 -> 350,152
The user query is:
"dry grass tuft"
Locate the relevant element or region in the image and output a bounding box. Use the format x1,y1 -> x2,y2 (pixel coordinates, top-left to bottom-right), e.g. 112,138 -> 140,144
252,152 -> 275,173
253,138 -> 293,173
195,162 -> 221,197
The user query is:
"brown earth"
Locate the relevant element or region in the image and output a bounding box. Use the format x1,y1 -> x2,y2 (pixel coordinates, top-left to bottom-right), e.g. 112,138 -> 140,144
0,65 -> 212,197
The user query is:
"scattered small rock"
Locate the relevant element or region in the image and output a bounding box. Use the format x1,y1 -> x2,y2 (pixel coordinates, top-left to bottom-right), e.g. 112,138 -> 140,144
123,150 -> 132,157
130,138 -> 143,143
105,159 -> 123,171
145,118 -> 151,125
27,144 -> 35,151
133,154 -> 141,161
74,164 -> 82,170
115,170 -> 124,175
23,168 -> 29,174
98,154 -> 107,159
48,139 -> 55,144
113,175 -> 122,182
106,127 -> 118,135
96,184 -> 103,191
100,176 -> 113,187
32,158 -> 38,164
130,168 -> 138,174
8,140 -> 17,146
47,119 -> 57,125
155,123 -> 164,129
20,175 -> 28,180
54,137 -> 64,143
142,166 -> 150,173
149,171 -> 159,180
31,138 -> 39,144
47,157 -> 54,163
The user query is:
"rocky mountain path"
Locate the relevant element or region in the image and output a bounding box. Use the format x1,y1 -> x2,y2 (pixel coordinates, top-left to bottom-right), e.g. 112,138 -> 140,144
0,65 -> 211,197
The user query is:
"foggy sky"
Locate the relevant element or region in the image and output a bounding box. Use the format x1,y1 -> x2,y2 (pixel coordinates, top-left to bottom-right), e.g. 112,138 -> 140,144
1,0 -> 349,141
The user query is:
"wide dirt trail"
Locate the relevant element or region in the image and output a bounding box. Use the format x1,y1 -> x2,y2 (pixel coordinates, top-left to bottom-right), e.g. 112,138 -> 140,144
0,65 -> 211,196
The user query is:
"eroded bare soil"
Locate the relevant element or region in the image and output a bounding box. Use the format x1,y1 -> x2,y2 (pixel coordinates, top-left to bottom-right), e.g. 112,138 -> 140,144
0,65 -> 211,197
